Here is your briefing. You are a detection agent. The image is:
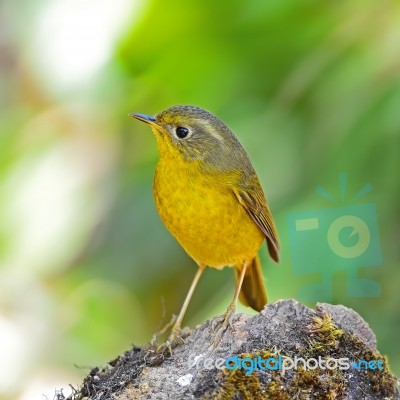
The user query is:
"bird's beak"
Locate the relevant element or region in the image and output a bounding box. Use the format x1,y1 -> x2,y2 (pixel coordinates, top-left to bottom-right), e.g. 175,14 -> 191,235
129,113 -> 157,125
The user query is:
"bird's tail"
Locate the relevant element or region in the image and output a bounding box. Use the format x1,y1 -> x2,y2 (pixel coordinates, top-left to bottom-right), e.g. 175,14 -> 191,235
235,255 -> 267,312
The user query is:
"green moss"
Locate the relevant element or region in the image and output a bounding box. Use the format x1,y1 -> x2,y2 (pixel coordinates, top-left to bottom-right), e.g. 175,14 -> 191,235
209,313 -> 398,399
212,348 -> 348,400
308,313 -> 344,351
215,350 -> 275,399
265,381 -> 291,400
215,367 -> 265,400
292,368 -> 320,387
342,335 -> 398,397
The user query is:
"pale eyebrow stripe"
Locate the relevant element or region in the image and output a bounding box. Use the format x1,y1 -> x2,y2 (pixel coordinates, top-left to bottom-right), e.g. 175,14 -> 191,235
196,119 -> 224,142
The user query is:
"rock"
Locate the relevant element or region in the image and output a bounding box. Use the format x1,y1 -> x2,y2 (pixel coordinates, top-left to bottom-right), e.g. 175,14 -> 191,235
62,300 -> 399,399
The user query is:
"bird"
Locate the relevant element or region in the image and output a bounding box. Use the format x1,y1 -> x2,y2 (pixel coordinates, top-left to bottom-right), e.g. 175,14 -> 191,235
130,105 -> 279,343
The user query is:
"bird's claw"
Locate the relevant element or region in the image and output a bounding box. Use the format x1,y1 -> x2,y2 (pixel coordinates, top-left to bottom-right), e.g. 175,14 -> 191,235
151,315 -> 177,346
210,305 -> 236,349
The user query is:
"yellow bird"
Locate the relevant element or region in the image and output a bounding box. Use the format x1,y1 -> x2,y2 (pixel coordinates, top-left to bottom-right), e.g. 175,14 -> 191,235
130,105 -> 279,341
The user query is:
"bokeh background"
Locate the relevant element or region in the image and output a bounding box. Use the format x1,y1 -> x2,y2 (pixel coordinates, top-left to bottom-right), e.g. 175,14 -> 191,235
1,0 -> 399,398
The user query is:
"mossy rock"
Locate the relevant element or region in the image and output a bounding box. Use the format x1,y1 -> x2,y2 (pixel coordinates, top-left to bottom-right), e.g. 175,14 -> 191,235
60,300 -> 399,400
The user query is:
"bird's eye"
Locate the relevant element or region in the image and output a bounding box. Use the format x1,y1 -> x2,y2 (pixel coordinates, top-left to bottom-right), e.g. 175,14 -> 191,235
176,127 -> 189,139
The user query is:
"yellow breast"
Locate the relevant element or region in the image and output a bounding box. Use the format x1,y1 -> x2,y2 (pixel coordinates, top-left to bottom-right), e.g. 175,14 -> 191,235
153,154 -> 264,268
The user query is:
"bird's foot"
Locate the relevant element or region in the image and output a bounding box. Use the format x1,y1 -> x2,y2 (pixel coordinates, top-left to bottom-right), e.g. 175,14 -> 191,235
155,324 -> 186,356
210,303 -> 236,349
167,324 -> 186,346
150,314 -> 177,346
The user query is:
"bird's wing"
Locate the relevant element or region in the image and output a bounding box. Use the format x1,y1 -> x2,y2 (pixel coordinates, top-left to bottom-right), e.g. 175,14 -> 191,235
233,181 -> 279,262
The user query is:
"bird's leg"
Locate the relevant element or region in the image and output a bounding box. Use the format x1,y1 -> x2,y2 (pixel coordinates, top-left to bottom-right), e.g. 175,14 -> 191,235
166,264 -> 205,346
151,314 -> 176,346
211,261 -> 249,348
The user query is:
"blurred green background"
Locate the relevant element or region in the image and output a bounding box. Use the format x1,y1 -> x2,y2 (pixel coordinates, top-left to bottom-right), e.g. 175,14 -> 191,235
0,0 -> 399,398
